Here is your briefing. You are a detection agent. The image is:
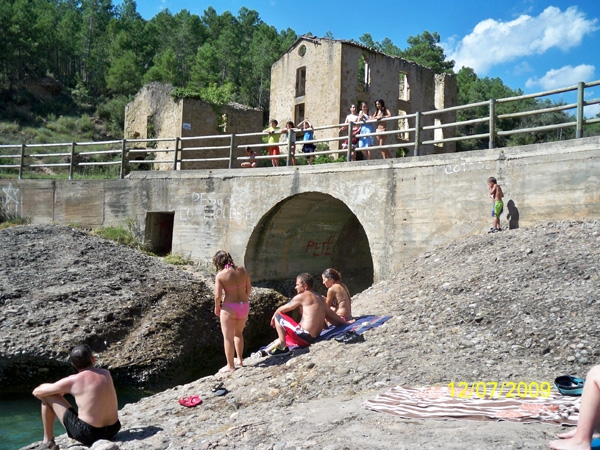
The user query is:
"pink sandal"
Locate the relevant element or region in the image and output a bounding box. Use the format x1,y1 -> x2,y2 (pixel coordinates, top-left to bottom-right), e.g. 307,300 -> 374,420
178,395 -> 202,407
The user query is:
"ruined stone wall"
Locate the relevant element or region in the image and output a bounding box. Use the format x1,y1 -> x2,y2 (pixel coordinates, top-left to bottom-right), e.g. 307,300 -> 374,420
180,102 -> 263,170
124,83 -> 262,170
124,83 -> 182,170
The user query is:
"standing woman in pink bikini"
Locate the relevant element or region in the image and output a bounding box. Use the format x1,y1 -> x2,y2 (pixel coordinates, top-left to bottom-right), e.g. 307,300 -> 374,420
213,250 -> 251,373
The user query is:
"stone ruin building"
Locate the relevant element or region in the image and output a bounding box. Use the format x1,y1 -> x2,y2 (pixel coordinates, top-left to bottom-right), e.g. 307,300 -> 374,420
124,37 -> 457,170
269,36 -> 457,156
124,82 -> 262,170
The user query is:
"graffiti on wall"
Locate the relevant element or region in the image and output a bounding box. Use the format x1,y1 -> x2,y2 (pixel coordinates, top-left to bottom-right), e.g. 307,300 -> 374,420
180,192 -> 253,223
305,235 -> 335,257
444,159 -> 515,176
1,182 -> 21,217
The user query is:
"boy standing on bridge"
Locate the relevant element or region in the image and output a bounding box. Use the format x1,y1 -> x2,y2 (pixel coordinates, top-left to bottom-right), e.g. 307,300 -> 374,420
487,177 -> 504,233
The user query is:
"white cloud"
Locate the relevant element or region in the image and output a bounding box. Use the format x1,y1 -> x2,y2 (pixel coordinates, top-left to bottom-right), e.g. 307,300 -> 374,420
526,64 -> 596,90
585,103 -> 600,118
514,61 -> 533,75
444,6 -> 598,74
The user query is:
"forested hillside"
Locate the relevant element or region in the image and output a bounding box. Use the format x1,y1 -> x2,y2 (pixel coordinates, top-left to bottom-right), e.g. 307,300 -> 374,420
1,0 -> 597,145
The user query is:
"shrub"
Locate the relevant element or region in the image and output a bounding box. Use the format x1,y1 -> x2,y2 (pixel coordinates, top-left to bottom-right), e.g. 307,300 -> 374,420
96,95 -> 131,138
93,218 -> 150,252
163,253 -> 194,266
56,116 -> 77,133
77,114 -> 95,134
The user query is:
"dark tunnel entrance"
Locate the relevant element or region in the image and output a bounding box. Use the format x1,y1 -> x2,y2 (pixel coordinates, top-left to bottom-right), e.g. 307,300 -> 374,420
245,192 -> 374,296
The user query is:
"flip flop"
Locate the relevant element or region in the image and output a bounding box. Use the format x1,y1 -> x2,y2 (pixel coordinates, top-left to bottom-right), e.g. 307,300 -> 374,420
215,387 -> 229,396
178,395 -> 202,407
211,382 -> 224,393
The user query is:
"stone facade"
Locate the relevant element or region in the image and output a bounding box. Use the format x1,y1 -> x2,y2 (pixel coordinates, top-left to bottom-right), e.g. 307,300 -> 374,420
270,37 -> 457,156
124,83 -> 263,170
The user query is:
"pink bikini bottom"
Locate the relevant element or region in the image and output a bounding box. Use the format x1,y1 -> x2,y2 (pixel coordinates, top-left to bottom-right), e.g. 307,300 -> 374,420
221,302 -> 249,319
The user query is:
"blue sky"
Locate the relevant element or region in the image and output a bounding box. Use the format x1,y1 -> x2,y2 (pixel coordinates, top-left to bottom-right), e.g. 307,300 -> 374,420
127,0 -> 600,116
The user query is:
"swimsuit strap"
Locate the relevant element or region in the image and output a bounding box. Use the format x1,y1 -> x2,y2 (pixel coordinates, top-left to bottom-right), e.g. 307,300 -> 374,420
223,283 -> 246,292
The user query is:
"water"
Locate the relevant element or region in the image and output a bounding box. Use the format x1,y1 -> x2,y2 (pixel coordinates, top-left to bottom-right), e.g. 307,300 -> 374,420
0,390 -> 148,450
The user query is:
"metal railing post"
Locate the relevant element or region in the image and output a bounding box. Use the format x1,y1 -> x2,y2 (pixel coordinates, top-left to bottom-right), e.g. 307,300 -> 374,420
576,82 -> 584,138
414,112 -> 421,156
228,134 -> 235,169
120,139 -> 127,179
69,142 -> 75,180
286,129 -> 291,166
19,143 -> 25,179
172,137 -> 180,170
489,98 -> 496,149
346,121 -> 354,161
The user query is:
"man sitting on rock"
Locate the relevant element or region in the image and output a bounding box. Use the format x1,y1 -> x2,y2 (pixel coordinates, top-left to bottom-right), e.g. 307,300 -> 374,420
32,344 -> 121,449
269,273 -> 347,355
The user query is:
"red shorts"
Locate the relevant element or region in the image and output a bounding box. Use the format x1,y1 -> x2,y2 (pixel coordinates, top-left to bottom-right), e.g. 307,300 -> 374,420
274,313 -> 315,348
267,146 -> 280,156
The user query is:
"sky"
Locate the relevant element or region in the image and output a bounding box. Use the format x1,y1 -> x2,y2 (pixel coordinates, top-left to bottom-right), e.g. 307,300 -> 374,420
127,0 -> 600,116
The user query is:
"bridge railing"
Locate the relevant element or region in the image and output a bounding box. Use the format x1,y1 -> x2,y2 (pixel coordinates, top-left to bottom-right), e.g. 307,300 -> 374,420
1,80 -> 599,179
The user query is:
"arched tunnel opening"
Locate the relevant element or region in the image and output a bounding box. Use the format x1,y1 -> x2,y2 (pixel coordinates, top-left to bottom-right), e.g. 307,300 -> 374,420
245,192 -> 374,297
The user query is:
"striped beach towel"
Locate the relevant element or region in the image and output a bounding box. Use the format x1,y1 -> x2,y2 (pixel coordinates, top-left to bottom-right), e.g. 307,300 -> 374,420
363,385 -> 580,426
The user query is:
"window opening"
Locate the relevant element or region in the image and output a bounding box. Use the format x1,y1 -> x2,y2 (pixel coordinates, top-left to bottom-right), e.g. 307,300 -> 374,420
399,72 -> 410,101
358,54 -> 370,92
397,110 -> 409,140
294,103 -> 305,125
296,67 -> 306,97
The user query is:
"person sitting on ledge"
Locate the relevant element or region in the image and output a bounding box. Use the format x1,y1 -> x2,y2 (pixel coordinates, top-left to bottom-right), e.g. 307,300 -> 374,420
32,344 -> 121,449
269,273 -> 347,356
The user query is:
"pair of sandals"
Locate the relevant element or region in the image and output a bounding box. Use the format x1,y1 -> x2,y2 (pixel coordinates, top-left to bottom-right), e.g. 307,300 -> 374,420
211,382 -> 229,396
334,331 -> 365,344
178,383 -> 229,407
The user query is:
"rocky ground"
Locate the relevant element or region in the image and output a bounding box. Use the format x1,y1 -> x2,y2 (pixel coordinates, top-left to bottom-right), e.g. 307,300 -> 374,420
10,220 -> 600,449
0,225 -> 286,390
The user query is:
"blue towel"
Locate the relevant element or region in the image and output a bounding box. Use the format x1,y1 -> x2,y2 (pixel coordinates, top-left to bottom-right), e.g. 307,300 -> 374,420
317,315 -> 392,341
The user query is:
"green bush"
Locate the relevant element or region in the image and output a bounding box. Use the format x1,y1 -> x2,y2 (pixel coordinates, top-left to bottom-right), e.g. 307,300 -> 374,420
56,116 -> 77,133
96,95 -> 130,138
77,114 -> 95,134
93,218 -> 150,252
163,253 -> 194,266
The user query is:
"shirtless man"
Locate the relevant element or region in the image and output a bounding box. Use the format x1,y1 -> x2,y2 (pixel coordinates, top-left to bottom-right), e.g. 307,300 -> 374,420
487,176 -> 504,233
32,344 -> 120,449
269,273 -> 347,355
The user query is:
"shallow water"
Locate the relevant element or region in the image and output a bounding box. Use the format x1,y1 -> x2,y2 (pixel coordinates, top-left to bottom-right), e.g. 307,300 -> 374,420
0,390 -> 147,450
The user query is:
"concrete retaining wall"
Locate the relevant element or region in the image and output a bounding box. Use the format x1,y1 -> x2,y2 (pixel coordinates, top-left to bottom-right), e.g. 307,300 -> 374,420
2,137 -> 599,291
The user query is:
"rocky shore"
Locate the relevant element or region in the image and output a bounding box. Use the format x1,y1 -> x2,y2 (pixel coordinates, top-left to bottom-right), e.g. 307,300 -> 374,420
0,225 -> 287,390
8,220 -> 600,449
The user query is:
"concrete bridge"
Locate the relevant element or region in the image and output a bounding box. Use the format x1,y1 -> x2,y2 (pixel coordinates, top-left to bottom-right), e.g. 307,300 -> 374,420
2,137 -> 599,293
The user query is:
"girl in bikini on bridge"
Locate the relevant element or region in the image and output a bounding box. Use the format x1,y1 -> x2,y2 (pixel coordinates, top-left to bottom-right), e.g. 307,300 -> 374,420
213,250 -> 252,372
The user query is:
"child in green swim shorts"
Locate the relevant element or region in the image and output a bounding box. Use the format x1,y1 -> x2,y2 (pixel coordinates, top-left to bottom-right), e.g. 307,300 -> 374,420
487,177 -> 504,233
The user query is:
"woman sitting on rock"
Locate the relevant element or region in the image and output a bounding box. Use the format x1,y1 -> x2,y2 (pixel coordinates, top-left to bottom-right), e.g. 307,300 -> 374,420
213,250 -> 251,372
322,268 -> 353,322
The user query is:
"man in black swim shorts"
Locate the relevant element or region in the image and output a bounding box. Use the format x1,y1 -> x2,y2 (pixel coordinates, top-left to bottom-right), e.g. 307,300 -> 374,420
32,344 -> 121,449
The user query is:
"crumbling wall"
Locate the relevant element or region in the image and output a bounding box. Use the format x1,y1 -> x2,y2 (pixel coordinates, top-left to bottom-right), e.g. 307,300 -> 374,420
124,83 -> 262,170
180,101 -> 262,170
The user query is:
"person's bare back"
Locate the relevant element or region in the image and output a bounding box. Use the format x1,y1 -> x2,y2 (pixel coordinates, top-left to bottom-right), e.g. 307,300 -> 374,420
68,368 -> 119,427
32,344 -> 121,448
